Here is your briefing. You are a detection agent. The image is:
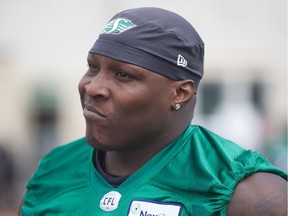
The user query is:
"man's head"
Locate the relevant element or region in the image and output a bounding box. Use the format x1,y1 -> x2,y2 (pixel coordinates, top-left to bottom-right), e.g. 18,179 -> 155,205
79,7 -> 204,150
89,7 -> 204,90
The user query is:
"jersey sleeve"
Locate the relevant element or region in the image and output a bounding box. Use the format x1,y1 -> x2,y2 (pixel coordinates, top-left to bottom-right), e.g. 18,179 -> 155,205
209,150 -> 287,214
188,126 -> 287,214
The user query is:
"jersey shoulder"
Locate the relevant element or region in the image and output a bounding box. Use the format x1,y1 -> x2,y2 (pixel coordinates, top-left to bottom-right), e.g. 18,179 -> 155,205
24,137 -> 92,204
152,125 -> 287,214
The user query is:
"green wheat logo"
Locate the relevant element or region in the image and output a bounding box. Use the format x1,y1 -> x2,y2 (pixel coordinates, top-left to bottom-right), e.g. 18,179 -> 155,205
101,18 -> 137,35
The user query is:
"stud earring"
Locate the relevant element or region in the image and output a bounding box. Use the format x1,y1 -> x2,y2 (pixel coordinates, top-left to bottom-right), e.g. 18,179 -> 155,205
174,104 -> 181,110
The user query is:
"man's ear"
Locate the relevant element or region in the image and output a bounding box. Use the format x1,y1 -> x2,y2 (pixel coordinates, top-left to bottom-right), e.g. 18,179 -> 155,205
173,80 -> 195,105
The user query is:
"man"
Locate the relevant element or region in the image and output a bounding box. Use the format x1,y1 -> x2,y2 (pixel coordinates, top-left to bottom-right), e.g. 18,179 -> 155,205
21,7 -> 287,215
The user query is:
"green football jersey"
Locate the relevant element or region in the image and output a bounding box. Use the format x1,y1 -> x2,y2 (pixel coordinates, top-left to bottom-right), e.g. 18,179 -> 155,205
21,125 -> 287,215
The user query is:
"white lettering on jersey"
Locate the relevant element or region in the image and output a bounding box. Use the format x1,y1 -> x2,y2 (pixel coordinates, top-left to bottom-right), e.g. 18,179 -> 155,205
99,191 -> 121,212
128,200 -> 182,216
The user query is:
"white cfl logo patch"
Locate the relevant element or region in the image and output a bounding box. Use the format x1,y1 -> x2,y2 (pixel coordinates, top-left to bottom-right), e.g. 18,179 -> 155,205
99,191 -> 121,212
177,54 -> 187,67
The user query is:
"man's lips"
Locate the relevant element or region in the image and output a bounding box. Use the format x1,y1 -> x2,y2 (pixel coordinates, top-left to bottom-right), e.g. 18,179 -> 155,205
83,105 -> 107,119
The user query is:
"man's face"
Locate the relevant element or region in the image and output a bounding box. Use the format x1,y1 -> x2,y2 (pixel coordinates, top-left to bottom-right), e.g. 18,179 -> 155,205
78,54 -> 176,151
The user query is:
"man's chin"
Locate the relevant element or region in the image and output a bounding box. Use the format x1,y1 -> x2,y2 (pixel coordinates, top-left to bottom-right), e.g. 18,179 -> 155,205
85,136 -> 114,151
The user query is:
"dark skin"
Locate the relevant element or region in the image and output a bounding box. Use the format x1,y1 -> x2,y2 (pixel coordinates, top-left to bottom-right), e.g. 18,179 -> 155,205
227,172 -> 287,215
19,54 -> 287,215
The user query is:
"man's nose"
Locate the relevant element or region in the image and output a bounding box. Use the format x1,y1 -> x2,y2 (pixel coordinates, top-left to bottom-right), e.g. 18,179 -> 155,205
84,72 -> 110,98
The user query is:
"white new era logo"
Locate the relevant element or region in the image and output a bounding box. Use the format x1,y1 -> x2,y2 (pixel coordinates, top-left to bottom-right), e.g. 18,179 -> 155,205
177,54 -> 187,67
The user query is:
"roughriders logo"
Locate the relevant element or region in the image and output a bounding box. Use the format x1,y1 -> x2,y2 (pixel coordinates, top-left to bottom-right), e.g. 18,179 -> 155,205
101,18 -> 137,35
128,200 -> 182,216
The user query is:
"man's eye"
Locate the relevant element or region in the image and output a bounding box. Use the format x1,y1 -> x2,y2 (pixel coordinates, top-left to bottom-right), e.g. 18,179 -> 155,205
87,63 -> 100,72
116,71 -> 130,78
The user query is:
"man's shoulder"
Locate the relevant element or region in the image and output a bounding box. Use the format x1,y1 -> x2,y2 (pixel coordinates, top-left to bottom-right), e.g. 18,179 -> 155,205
189,124 -> 244,152
23,137 -> 92,209
43,137 -> 90,161
27,137 -> 92,188
35,137 -> 92,176
191,125 -> 237,142
189,125 -> 286,176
